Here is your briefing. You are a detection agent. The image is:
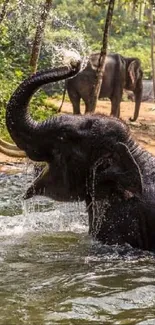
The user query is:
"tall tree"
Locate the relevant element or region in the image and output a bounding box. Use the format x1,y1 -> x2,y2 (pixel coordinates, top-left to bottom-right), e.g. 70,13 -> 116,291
89,0 -> 115,112
0,0 -> 10,24
30,0 -> 53,74
150,0 -> 155,101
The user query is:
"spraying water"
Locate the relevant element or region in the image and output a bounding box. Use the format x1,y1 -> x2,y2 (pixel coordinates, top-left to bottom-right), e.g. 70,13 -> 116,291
0,165 -> 88,238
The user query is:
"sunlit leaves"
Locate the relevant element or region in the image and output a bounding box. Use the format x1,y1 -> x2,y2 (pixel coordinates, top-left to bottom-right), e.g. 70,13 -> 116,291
0,0 -> 153,96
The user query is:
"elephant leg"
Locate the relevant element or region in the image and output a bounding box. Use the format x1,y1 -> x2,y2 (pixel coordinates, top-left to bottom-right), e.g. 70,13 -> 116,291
116,104 -> 120,118
73,100 -> 81,114
85,100 -> 93,114
68,91 -> 81,114
110,91 -> 122,118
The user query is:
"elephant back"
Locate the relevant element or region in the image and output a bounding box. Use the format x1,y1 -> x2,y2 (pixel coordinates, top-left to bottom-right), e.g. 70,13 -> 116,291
89,53 -> 100,69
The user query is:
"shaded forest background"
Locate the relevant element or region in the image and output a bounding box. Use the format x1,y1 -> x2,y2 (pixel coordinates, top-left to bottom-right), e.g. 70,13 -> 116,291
0,0 -> 154,139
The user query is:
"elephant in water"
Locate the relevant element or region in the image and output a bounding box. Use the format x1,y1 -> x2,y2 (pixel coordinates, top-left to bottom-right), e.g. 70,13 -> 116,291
6,60 -> 155,251
58,53 -> 143,122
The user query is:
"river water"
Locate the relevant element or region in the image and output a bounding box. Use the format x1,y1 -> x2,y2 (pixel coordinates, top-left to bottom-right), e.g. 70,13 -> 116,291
0,164 -> 155,325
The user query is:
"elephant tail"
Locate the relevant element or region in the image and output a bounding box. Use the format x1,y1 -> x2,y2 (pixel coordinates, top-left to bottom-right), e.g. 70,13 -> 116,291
57,81 -> 67,113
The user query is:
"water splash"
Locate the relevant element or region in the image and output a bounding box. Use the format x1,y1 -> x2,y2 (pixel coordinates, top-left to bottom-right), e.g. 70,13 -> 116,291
40,10 -> 90,70
88,158 -> 111,236
53,47 -> 88,71
0,203 -> 88,238
0,162 -> 88,238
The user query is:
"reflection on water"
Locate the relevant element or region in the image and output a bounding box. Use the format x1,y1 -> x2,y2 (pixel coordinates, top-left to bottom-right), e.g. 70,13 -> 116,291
0,164 -> 155,325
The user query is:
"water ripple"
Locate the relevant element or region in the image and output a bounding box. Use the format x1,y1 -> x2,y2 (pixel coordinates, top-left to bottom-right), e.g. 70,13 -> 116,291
0,169 -> 155,324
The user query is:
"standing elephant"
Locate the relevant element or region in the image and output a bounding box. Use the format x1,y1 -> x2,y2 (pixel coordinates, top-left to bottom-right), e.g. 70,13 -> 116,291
6,60 -> 155,251
58,53 -> 143,122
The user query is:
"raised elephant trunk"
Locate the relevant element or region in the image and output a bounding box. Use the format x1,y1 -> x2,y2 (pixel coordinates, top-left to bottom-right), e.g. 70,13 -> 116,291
6,61 -> 81,161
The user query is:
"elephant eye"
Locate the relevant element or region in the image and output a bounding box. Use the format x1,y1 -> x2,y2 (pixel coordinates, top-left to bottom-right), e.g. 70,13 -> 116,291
58,136 -> 64,141
49,149 -> 62,164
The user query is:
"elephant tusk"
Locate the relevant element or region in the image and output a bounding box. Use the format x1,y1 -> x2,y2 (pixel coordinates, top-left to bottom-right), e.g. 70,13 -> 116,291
0,138 -> 23,151
0,144 -> 26,158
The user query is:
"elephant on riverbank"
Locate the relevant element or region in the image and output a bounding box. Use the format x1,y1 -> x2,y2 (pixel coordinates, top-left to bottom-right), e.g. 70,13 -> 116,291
6,60 -> 155,251
58,53 -> 143,122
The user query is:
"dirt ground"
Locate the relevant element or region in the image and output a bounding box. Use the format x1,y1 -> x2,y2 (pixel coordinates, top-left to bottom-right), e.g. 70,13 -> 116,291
1,99 -> 155,168
59,99 -> 155,154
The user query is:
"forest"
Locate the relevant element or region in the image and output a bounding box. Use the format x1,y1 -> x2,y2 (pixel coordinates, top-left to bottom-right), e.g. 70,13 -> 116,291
0,0 -> 154,140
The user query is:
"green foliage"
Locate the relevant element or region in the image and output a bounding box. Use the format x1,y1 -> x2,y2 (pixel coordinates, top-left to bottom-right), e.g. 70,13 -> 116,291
0,70 -> 23,141
53,0 -> 152,78
30,90 -> 58,122
0,84 -> 57,141
0,74 -> 60,140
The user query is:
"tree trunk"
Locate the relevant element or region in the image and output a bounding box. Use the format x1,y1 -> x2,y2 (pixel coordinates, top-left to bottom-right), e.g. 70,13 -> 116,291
150,2 -> 155,101
0,0 -> 10,24
131,0 -> 137,20
89,0 -> 115,112
29,0 -> 53,74
116,0 -> 121,10
139,2 -> 142,21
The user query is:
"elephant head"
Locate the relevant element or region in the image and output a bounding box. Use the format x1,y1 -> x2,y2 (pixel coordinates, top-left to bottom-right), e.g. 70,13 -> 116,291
125,57 -> 143,122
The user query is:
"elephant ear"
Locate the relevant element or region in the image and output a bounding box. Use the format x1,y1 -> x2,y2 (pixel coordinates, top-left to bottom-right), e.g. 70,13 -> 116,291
98,142 -> 143,196
128,59 -> 140,87
115,142 -> 143,194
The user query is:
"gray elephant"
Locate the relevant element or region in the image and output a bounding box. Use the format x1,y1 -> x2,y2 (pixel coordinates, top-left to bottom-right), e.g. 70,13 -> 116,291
58,53 -> 143,122
6,61 -> 155,251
